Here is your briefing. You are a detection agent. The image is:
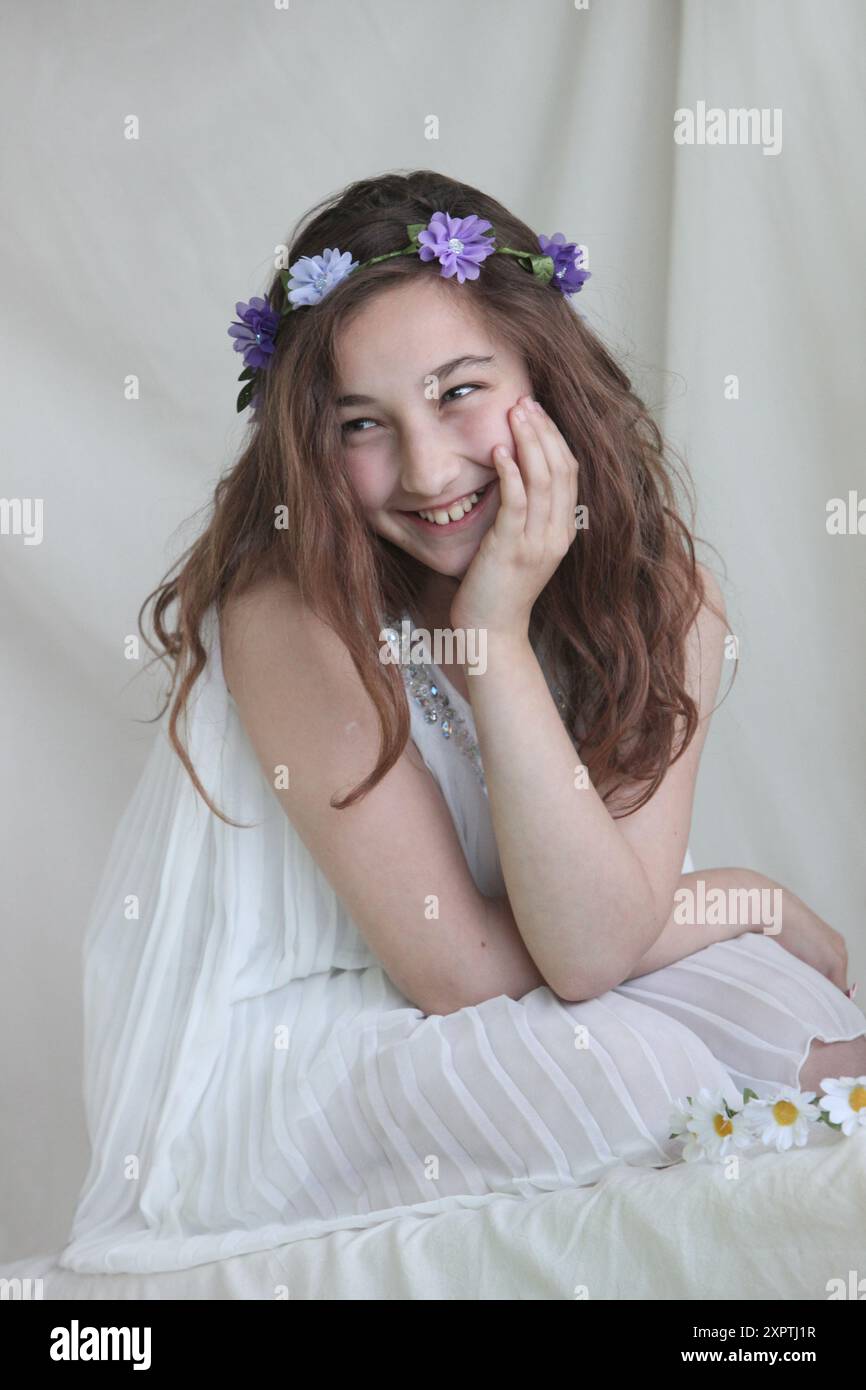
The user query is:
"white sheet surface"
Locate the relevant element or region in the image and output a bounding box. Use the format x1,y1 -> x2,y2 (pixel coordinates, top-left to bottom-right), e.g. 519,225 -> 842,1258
4,1128 -> 864,1299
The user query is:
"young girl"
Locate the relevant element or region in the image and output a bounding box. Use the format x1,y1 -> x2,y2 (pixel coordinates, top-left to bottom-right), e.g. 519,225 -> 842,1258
58,170 -> 866,1276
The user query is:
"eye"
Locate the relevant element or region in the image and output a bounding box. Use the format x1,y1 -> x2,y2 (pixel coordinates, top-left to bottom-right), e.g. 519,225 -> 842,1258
340,383 -> 483,435
441,382 -> 482,403
341,417 -> 377,435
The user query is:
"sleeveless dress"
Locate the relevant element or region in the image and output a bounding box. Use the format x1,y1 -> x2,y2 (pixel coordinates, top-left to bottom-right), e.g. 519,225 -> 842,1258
56,604 -> 866,1275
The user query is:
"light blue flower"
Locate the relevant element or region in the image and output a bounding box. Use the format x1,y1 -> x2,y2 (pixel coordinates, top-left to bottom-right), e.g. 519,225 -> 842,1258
286,247 -> 360,308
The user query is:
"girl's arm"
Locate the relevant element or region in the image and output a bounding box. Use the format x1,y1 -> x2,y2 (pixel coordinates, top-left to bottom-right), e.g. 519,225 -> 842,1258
451,400 -> 728,1004
464,587 -> 726,1002
221,575 -> 564,1016
621,867 -> 769,977
476,869 -> 767,1007
624,868 -> 852,994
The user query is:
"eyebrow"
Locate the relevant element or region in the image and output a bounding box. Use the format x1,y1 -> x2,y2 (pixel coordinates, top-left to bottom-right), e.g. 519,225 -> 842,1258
335,354 -> 496,408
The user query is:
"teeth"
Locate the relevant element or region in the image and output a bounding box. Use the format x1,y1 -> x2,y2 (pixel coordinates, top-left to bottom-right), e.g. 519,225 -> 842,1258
417,489 -> 482,525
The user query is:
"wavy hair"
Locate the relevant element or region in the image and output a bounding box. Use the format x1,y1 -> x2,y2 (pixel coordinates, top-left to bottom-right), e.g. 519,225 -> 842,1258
139,168 -> 735,826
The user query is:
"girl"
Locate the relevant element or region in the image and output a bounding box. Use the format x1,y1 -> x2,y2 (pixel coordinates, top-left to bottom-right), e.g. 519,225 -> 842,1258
58,170 -> 866,1275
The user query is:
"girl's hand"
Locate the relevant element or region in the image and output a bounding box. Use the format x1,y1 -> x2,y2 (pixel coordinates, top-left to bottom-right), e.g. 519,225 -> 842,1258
771,890 -> 850,994
449,395 -> 579,640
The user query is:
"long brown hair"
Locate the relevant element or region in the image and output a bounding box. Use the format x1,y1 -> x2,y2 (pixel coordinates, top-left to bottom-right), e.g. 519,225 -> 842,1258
139,168 -> 734,827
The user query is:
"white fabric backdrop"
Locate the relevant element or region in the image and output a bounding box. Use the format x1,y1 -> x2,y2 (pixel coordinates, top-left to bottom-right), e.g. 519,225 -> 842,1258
2,0 -> 863,1263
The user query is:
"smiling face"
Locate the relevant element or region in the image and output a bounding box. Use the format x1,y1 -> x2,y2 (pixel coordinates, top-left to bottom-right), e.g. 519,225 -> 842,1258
333,277 -> 532,583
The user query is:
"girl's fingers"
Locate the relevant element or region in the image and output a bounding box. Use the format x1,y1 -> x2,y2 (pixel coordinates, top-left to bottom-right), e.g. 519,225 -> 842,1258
524,402 -> 580,546
549,455 -> 575,547
491,443 -> 527,541
530,405 -> 578,539
510,403 -> 551,546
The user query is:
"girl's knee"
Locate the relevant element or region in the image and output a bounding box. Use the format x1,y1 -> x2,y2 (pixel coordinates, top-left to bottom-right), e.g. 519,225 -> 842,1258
798,1034 -> 866,1094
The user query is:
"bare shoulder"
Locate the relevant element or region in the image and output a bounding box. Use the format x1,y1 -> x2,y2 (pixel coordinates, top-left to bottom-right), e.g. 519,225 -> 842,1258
695,562 -> 727,629
220,573 -> 344,702
686,563 -> 729,718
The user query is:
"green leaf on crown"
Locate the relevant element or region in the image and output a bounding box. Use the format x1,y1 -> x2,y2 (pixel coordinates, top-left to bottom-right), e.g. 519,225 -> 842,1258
236,377 -> 256,413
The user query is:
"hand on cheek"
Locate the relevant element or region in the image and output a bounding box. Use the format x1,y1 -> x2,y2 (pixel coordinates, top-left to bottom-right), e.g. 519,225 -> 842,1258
500,397 -> 531,464
494,397 -> 524,464
451,392 -> 579,638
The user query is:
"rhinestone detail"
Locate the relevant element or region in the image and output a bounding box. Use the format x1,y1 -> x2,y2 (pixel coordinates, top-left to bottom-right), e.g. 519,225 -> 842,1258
383,616 -> 570,794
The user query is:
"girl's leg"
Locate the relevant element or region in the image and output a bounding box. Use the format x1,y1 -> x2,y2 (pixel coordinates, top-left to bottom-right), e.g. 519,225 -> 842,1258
799,1035 -> 866,1094
710,868 -> 866,1094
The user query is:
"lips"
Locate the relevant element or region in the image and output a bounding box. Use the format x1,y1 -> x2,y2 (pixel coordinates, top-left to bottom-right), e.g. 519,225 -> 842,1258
400,480 -> 498,533
400,483 -> 489,516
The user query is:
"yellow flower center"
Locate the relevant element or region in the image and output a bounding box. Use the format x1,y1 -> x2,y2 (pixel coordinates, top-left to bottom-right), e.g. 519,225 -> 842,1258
713,1112 -> 733,1136
772,1099 -> 798,1126
849,1085 -> 866,1112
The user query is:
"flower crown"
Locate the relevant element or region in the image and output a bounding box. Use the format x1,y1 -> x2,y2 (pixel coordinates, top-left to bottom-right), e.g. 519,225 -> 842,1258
227,210 -> 590,413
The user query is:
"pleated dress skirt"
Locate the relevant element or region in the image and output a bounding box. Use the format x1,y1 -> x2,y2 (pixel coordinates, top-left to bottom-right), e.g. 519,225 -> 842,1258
255,932 -> 866,1225
62,928 -> 866,1274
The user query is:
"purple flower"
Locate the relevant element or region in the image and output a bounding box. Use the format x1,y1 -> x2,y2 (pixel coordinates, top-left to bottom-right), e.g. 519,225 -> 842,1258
417,211 -> 496,283
537,233 -> 591,295
286,248 -> 359,307
227,296 -> 280,371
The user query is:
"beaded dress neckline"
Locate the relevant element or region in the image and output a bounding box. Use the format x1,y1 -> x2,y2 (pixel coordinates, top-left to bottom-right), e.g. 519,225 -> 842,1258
382,610 -> 571,796
382,613 -> 487,790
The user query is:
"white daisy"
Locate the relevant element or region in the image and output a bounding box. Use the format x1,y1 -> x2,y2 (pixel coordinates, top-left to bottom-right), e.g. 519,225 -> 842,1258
668,1096 -> 692,1140
677,1087 -> 754,1162
817,1075 -> 866,1136
741,1085 -> 820,1152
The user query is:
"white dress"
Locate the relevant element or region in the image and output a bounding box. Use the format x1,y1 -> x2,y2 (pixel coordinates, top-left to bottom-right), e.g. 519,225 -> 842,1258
57,604 -> 866,1275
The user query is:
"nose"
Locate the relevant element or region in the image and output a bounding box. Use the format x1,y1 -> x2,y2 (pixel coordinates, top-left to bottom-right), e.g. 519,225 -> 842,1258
396,418 -> 464,505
